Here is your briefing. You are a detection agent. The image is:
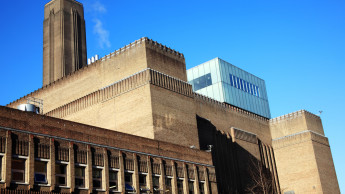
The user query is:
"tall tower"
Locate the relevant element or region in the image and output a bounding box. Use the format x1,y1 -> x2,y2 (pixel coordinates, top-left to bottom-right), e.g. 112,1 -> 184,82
43,0 -> 87,86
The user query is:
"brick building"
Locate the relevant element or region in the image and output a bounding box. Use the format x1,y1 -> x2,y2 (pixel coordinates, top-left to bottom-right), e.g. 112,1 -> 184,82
0,0 -> 340,193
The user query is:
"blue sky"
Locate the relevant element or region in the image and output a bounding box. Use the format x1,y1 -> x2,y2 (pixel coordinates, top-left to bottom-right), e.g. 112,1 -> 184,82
0,0 -> 344,191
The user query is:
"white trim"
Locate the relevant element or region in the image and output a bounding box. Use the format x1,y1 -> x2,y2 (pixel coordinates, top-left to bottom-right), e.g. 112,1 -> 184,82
12,155 -> 28,159
56,160 -> 69,164
75,163 -> 87,167
35,158 -> 50,162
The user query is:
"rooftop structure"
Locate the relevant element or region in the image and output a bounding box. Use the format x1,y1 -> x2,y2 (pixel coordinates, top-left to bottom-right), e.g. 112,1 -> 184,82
187,58 -> 271,118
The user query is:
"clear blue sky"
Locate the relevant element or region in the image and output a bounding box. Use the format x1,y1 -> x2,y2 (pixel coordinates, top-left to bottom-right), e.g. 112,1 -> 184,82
0,0 -> 344,191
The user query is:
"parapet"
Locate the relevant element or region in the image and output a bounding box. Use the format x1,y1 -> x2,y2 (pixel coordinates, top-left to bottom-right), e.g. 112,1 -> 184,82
269,110 -> 324,139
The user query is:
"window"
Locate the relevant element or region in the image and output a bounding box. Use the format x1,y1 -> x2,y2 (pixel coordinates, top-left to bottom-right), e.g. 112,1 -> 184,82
229,75 -> 234,86
177,179 -> 184,194
11,158 -> 26,183
199,182 -> 205,194
152,176 -> 160,194
188,180 -> 194,194
139,173 -> 150,193
0,155 -> 3,180
55,163 -> 67,186
93,168 -> 102,189
125,172 -> 135,193
75,166 -> 85,188
109,170 -> 118,191
165,177 -> 172,194
34,160 -> 47,184
191,73 -> 212,91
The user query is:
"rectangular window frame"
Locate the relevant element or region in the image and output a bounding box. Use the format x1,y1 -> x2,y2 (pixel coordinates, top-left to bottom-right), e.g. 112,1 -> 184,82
109,168 -> 119,192
55,161 -> 68,187
34,158 -> 49,185
92,165 -> 104,190
0,154 -> 4,181
75,163 -> 87,189
11,155 -> 28,184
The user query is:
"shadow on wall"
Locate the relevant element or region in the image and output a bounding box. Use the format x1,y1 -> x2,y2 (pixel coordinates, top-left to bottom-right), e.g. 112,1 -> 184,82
196,115 -> 275,194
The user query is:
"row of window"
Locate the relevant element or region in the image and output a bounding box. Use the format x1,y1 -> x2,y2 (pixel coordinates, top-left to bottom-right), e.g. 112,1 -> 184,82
0,155 -> 207,194
229,74 -> 261,97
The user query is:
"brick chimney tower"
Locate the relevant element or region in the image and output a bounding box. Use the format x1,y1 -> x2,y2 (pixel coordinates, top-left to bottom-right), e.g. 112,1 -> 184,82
43,0 -> 87,86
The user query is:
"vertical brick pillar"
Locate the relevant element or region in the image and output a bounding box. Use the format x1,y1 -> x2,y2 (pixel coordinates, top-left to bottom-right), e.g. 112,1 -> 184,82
159,158 -> 165,194
103,148 -> 109,192
183,163 -> 189,194
69,142 -> 75,193
171,161 -> 177,194
119,151 -> 125,194
193,165 -> 199,194
4,131 -> 12,187
87,145 -> 92,192
49,138 -> 55,190
133,153 -> 139,193
28,135 -> 34,188
147,156 -> 153,193
204,167 -> 210,194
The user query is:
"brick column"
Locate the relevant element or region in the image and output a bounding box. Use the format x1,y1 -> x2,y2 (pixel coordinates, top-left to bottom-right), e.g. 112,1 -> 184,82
147,156 -> 153,193
193,165 -> 199,194
159,159 -> 165,194
103,148 -> 109,192
69,142 -> 75,193
49,138 -> 55,190
87,145 -> 92,192
133,153 -> 139,193
4,131 -> 12,187
171,161 -> 177,194
183,163 -> 189,194
204,167 -> 210,194
28,135 -> 34,189
119,151 -> 125,194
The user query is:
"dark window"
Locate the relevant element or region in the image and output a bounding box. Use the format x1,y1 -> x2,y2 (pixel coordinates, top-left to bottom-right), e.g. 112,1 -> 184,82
0,156 -> 2,180
93,168 -> 102,189
165,177 -> 172,194
75,166 -> 85,188
109,170 -> 118,191
125,172 -> 135,193
139,174 -> 147,190
199,182 -> 205,194
188,181 -> 194,194
243,80 -> 247,92
55,163 -> 67,186
236,77 -> 241,90
34,160 -> 47,184
11,158 -> 25,182
177,179 -> 184,194
191,73 -> 212,91
229,74 -> 234,86
153,176 -> 160,193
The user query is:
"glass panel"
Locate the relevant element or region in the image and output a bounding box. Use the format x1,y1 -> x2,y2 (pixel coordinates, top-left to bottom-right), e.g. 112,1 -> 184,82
189,181 -> 194,194
165,178 -> 172,194
109,171 -> 118,190
12,158 -> 25,182
75,166 -> 85,188
229,74 -> 233,86
125,172 -> 133,185
192,73 -> 212,91
0,156 -> 2,180
199,182 -> 205,194
57,176 -> 66,186
139,174 -> 146,187
177,179 -> 184,194
12,158 -> 25,170
93,168 -> 102,189
56,163 -> 67,186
